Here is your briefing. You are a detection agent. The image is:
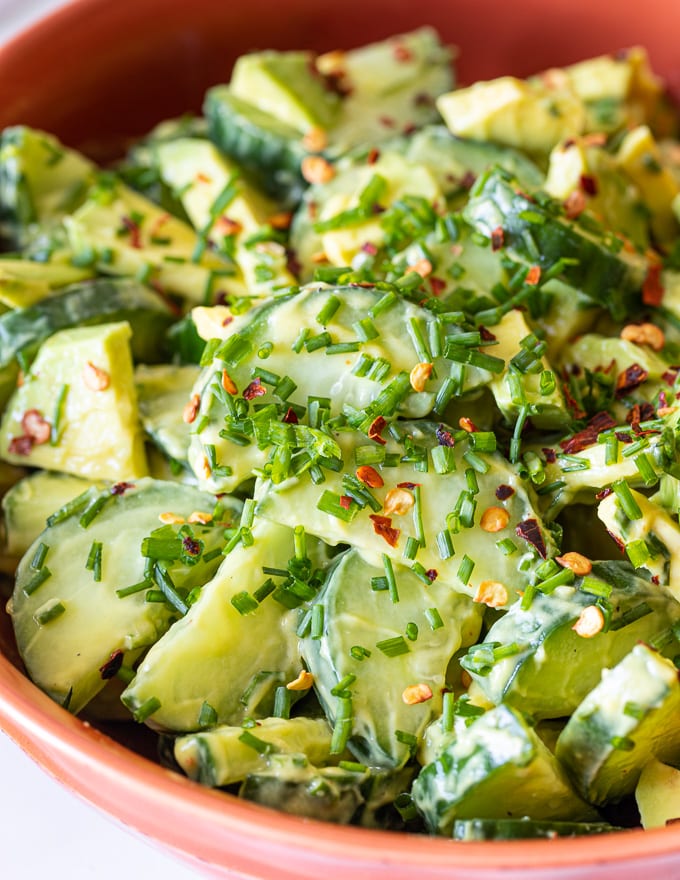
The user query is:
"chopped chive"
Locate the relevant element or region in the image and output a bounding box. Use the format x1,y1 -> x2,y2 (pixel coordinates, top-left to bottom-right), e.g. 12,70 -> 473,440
382,554 -> 399,603
85,541 -> 103,582
436,529 -> 455,560
116,578 -> 153,598
353,317 -> 379,341
405,622 -> 419,641
239,730 -> 276,755
609,601 -> 652,630
462,450 -> 490,474
634,452 -> 657,486
253,578 -> 276,602
605,434 -> 619,466
579,577 -> 613,599
198,701 -> 218,728
132,696 -> 161,723
30,542 -> 49,571
612,479 -> 643,520
413,485 -> 426,548
349,645 -> 371,661
47,488 -> 96,527
369,290 -> 397,318
331,674 -> 357,697
50,384 -> 69,446
316,490 -> 358,522
154,564 -> 189,615
375,636 -> 410,657
496,538 -> 518,556
535,479 -> 567,496
445,343 -> 505,374
625,539 -> 651,568
610,735 -> 635,751
536,567 -> 574,593
326,341 -> 361,355
316,295 -> 341,326
273,686 -> 291,719
539,370 -> 556,395
311,603 -> 325,639
338,760 -> 367,773
431,445 -> 456,474
79,491 -> 112,528
371,575 -> 388,592
22,566 -> 52,597
292,327 -> 310,353
442,691 -> 455,732
402,536 -> 420,561
425,607 -> 444,630
231,591 -> 260,615
457,554 -> 474,584
330,696 -> 353,753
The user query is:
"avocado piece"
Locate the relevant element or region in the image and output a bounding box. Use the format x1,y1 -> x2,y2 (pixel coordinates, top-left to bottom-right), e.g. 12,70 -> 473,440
301,548 -> 483,767
121,520 -> 309,731
0,255 -> 94,309
9,478 -> 232,713
174,716 -> 334,786
135,363 -> 200,468
555,643 -> 680,805
0,321 -> 148,481
255,420 -> 557,605
64,175 -> 243,306
462,561 -> 680,721
616,126 -> 680,248
437,76 -> 585,154
156,138 -> 295,297
0,126 -> 94,242
636,757 -> 680,828
411,704 -> 597,835
2,471 -> 99,558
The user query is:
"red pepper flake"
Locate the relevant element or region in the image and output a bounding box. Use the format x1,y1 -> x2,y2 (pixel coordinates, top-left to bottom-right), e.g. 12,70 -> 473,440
121,215 -> 142,249
267,211 -> 293,231
659,390 -> 670,410
643,263 -> 664,307
99,649 -> 124,680
367,147 -> 380,166
564,189 -> 587,220
367,415 -> 387,445
606,529 -> 625,552
221,370 -> 238,396
615,363 -> 649,399
627,401 -> 657,435
458,417 -> 478,433
8,435 -> 33,456
339,495 -> 353,510
429,276 -> 446,296
243,378 -> 267,401
662,369 -> 678,387
282,407 -> 299,424
651,575 -> 660,585
368,514 -> 400,547
495,484 -> 515,500
393,42 -> 414,62
562,381 -> 586,420
286,250 -> 302,277
515,518 -> 547,559
525,265 -> 542,286
542,447 -> 557,464
596,487 -> 613,501
479,325 -> 497,342
402,123 -> 418,136
425,569 -> 438,582
215,216 -> 243,237
414,92 -> 434,107
397,481 -> 420,490
436,424 -> 455,447
379,116 -> 396,129
361,241 -> 378,256
21,409 -> 51,445
491,226 -> 505,251
111,481 -> 135,496
356,465 -> 384,488
615,431 -> 633,443
182,535 -> 202,557
579,174 -> 599,196
460,171 -> 477,190
559,411 -> 617,454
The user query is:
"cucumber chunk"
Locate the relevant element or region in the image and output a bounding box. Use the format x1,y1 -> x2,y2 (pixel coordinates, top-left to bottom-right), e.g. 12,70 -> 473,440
452,818 -> 621,840
636,758 -> 680,828
412,704 -> 596,835
555,643 -> 680,805
462,561 -> 679,720
9,478 -> 232,714
301,548 -> 483,767
121,520 -> 313,731
174,716 -> 333,786
135,364 -> 200,468
0,322 -> 148,481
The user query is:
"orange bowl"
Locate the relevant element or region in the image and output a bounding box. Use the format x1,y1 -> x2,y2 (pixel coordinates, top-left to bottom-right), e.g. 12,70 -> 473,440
1,1 -> 680,877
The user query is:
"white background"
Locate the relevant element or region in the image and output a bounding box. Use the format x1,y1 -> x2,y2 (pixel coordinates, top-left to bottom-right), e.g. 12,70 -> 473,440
0,1 -> 209,877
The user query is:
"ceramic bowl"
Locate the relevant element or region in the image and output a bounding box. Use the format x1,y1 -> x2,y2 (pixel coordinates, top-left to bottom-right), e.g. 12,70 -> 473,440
0,1 -> 679,877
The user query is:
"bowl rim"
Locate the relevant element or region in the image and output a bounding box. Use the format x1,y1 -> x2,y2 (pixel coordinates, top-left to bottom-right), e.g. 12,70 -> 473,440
2,0 -> 680,874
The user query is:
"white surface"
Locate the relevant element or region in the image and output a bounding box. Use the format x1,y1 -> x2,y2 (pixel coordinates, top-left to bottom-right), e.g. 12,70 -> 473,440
0,2 -> 202,877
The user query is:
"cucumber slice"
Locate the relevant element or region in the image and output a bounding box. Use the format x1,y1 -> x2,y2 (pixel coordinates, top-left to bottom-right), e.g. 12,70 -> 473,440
301,548 -> 482,767
121,520 -> 312,731
0,322 -> 148,481
0,255 -> 94,309
463,168 -> 647,320
0,277 -> 174,411
462,561 -> 680,721
9,478 -> 232,714
452,818 -> 620,840
135,363 -> 200,468
412,704 -> 596,835
556,643 -> 680,805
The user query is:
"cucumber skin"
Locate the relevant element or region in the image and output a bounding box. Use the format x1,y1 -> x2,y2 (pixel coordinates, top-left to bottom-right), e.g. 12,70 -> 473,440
463,169 -> 645,320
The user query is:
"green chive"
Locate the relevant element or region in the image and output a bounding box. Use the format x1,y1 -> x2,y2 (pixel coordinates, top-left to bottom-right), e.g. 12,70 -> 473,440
330,696 -> 353,753
85,541 -> 103,582
273,686 -> 291,719
116,578 -> 153,598
132,696 -> 161,723
376,636 -> 410,657
625,539 -> 651,568
349,645 -> 371,661
239,730 -> 276,755
50,384 -> 69,446
30,542 -> 49,571
612,479 -> 643,520
23,566 -> 52,597
231,591 -> 259,615
198,701 -> 218,728
436,529 -> 455,560
405,622 -> 419,641
457,555 -> 474,584
316,295 -> 341,326
425,607 -> 444,630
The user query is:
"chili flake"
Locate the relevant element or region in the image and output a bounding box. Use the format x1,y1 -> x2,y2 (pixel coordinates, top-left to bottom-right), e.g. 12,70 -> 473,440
642,263 -> 664,307
221,370 -> 238,396
182,394 -> 201,424
99,649 -> 124,680
495,484 -> 515,500
368,416 -> 387,445
515,518 -> 547,558
490,226 -> 505,251
369,514 -> 400,547
243,378 -> 267,401
615,363 -> 649,399
525,265 -> 542,286
21,409 -> 51,445
356,465 -> 384,488
402,683 -> 433,705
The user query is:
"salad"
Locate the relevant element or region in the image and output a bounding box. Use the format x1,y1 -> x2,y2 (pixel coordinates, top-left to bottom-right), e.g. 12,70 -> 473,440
1,26 -> 680,840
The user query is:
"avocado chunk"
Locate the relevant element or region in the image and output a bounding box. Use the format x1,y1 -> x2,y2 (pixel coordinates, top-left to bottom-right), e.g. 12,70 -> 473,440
174,716 -> 334,786
121,520 -> 311,731
301,548 -> 483,767
0,321 -> 148,481
0,255 -> 94,309
135,363 -> 200,468
412,704 -> 597,835
462,561 -> 679,720
555,643 -> 680,805
636,758 -> 680,828
9,478 -> 232,714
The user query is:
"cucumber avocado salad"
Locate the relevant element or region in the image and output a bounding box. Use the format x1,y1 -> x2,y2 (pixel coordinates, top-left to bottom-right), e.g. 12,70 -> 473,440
2,27 -> 680,840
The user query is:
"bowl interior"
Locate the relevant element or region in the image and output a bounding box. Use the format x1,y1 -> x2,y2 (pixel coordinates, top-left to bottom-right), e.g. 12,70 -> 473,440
1,0 -> 680,877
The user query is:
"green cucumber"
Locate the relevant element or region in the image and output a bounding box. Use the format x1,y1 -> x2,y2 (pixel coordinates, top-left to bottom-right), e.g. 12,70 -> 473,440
452,818 -> 621,840
135,364 -> 200,468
